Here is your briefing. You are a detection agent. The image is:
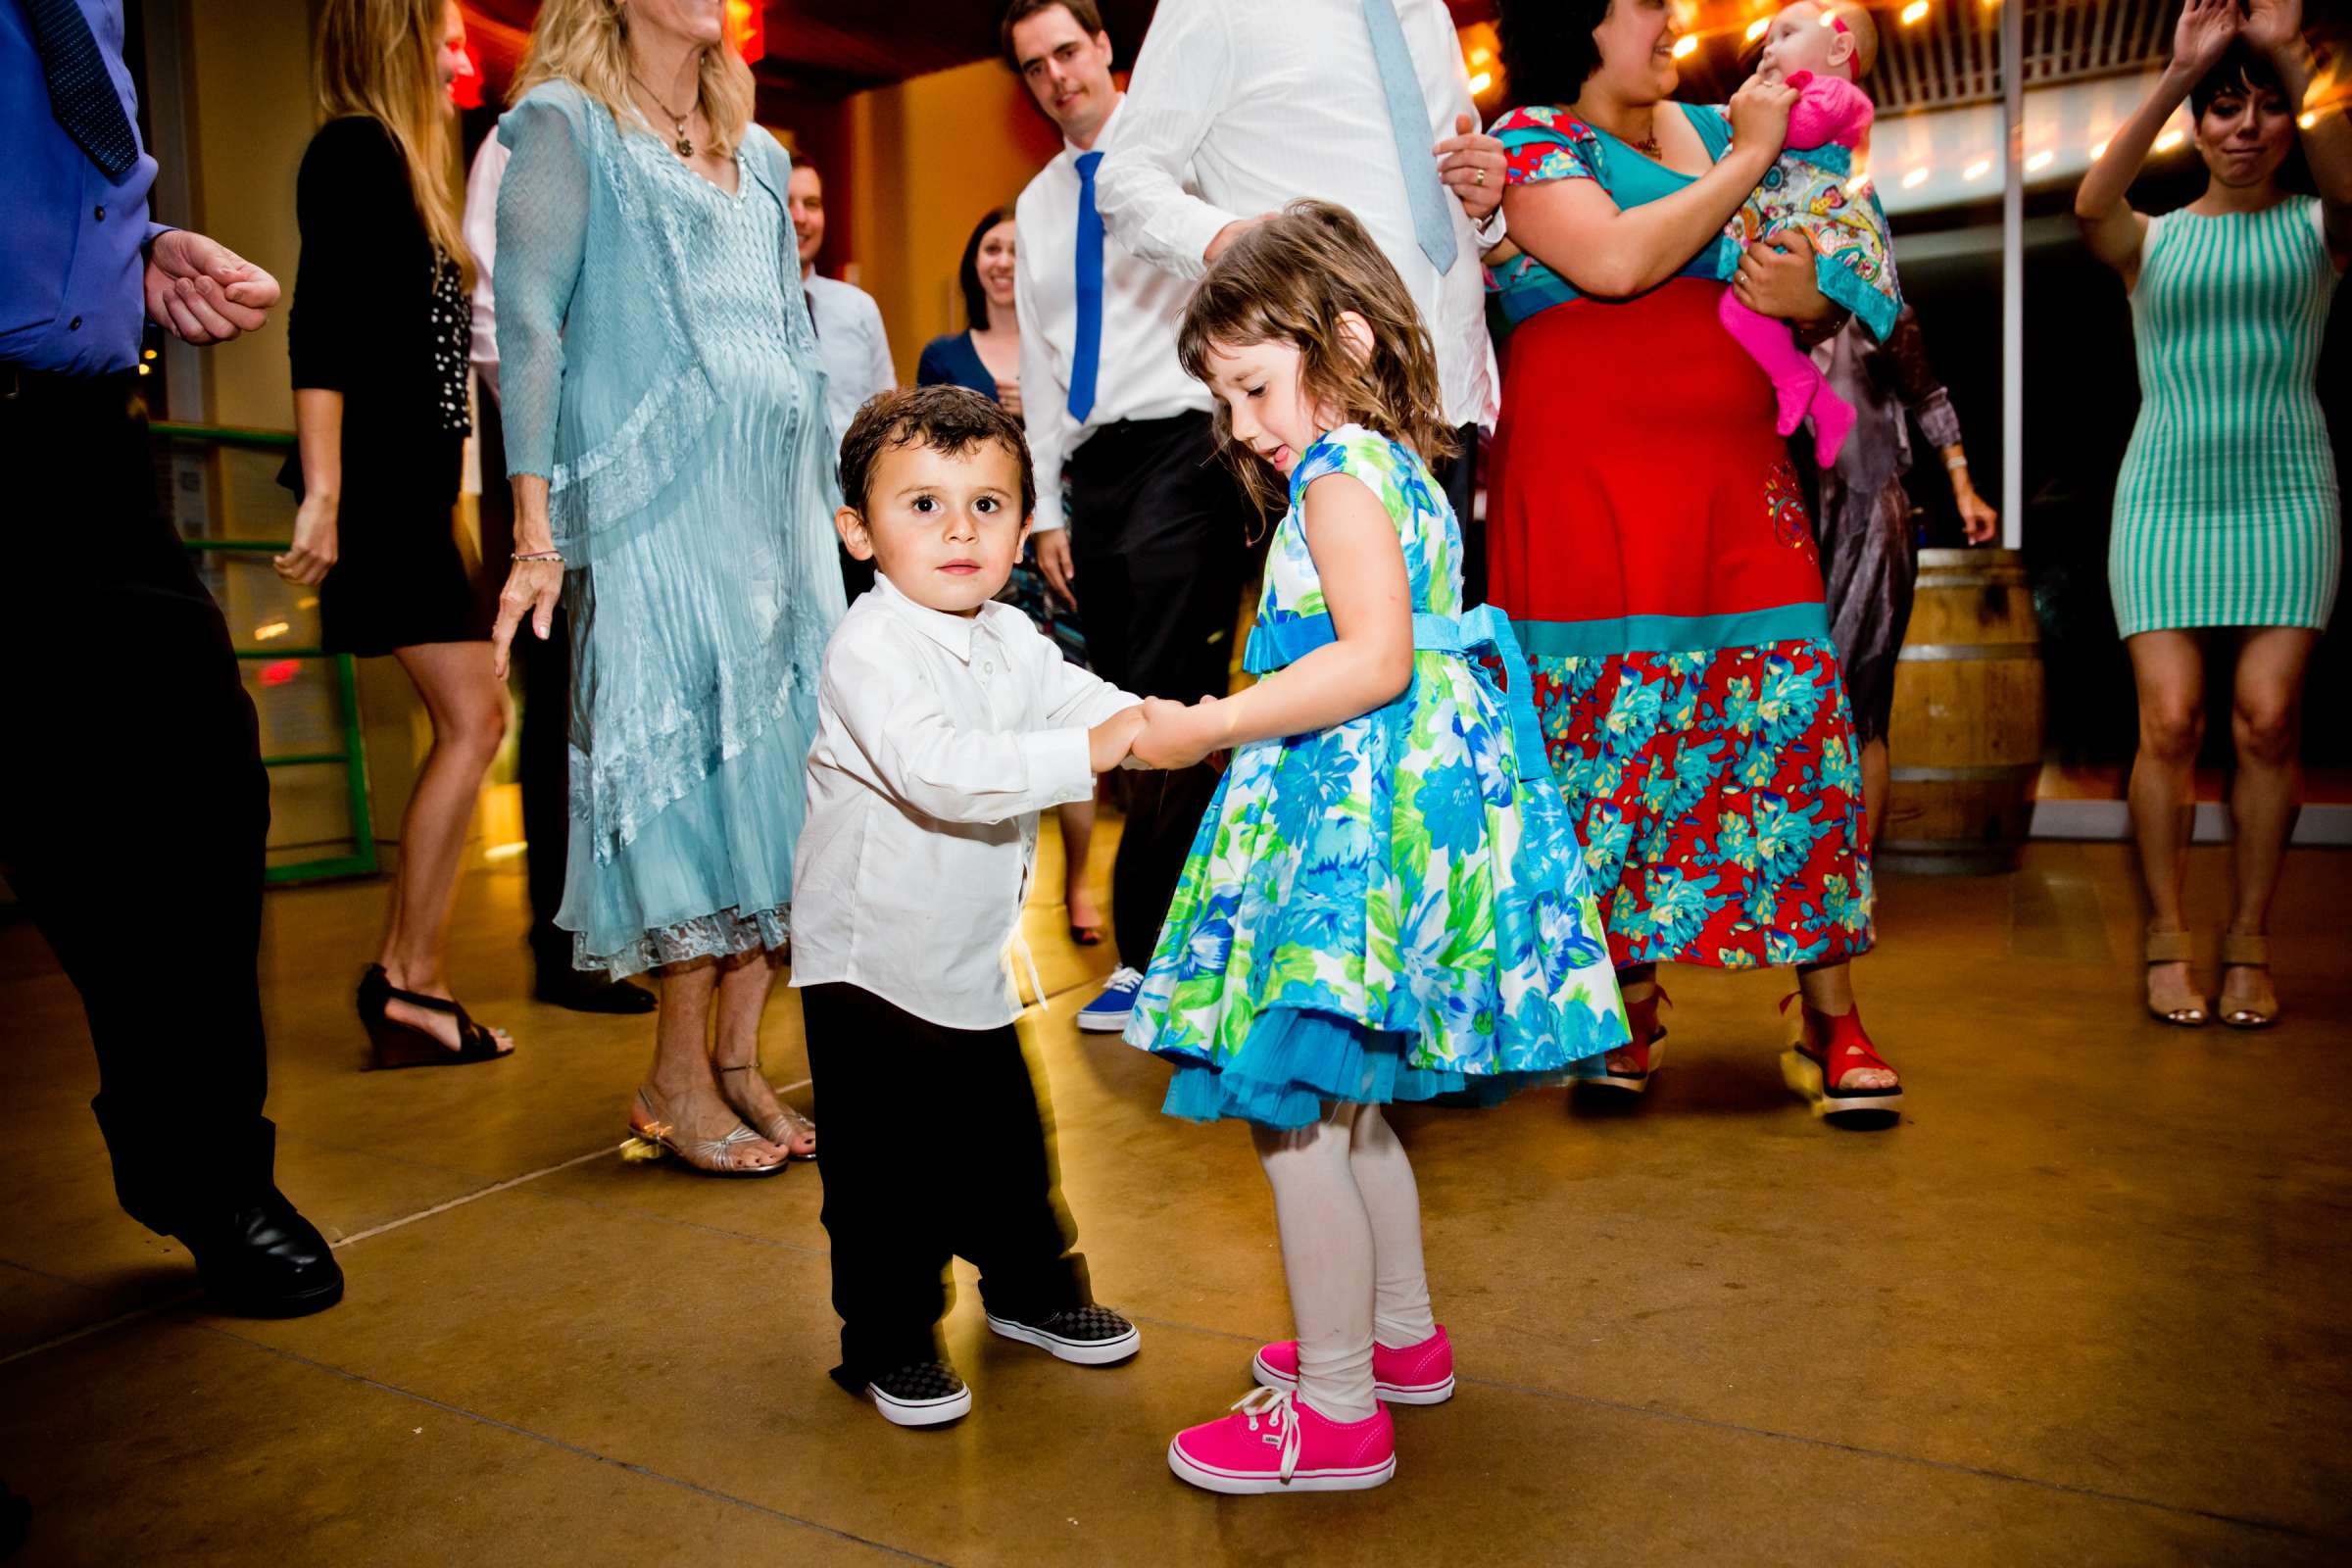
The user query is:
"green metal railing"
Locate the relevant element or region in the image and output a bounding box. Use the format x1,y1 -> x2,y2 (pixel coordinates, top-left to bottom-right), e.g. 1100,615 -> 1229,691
155,420 -> 378,883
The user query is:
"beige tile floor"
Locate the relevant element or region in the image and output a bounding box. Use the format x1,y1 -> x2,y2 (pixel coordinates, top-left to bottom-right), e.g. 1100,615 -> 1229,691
2,830 -> 2347,1565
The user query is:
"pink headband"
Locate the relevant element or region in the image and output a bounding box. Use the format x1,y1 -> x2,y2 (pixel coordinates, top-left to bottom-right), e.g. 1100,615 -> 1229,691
1830,14 -> 1850,32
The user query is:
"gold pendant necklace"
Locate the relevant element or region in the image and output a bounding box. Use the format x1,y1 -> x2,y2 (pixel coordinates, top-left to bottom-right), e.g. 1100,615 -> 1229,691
632,74 -> 694,157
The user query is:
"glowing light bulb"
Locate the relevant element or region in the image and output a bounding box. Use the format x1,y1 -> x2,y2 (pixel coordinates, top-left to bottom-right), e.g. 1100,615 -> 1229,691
2026,150 -> 2055,172
255,621 -> 291,642
1963,158 -> 1991,180
1901,168 -> 1931,189
1672,35 -> 1698,59
1845,172 -> 1874,196
1469,71 -> 1494,93
1747,18 -> 1770,41
2299,111 -> 2318,130
1900,0 -> 1930,24
2090,139 -> 2109,159
2154,129 -> 2185,152
1470,46 -> 1493,66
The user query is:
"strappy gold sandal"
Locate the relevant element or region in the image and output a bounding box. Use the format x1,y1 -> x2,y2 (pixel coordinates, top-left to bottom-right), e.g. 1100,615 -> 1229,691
2142,927 -> 2209,1027
622,1090 -> 789,1177
2217,931 -> 2279,1030
717,1062 -> 817,1159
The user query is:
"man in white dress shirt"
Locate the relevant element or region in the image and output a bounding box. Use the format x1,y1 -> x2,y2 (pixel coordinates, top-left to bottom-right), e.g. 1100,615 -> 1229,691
790,161 -> 899,602
460,129 -> 654,1016
1094,0 -> 1510,597
1004,0 -> 1251,1034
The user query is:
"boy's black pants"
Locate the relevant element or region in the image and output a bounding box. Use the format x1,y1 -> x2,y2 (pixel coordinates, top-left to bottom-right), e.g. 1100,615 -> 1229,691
802,982 -> 1091,1390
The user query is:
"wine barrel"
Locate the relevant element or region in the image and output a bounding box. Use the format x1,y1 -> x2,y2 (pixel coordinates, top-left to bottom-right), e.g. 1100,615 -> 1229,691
1880,548 -> 2045,874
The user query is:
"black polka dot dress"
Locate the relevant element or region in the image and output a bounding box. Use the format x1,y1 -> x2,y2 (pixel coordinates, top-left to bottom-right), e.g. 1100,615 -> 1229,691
288,115 -> 489,657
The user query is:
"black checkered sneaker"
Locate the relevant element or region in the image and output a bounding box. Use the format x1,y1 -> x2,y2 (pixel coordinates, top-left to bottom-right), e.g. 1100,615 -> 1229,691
867,1360 -> 971,1427
986,1303 -> 1142,1365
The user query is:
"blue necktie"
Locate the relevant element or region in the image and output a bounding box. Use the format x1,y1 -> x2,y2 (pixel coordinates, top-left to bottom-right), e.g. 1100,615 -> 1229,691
25,0 -> 139,180
1068,150 -> 1104,423
1361,0 -> 1456,273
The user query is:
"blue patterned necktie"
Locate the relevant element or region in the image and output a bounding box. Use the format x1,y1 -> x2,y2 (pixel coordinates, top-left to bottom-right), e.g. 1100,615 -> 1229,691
1067,150 -> 1104,423
1361,0 -> 1456,273
24,0 -> 139,180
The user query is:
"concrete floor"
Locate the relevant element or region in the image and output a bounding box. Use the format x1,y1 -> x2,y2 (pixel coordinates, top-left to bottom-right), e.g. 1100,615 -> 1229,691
2,830 -> 2347,1565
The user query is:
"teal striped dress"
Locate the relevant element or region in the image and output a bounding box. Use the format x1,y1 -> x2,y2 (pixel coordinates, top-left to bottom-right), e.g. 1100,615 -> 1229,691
2111,196 -> 2341,636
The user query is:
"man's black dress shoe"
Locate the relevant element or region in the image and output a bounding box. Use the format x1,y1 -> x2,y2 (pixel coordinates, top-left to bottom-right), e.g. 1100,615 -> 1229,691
534,966 -> 658,1014
173,1191 -> 344,1318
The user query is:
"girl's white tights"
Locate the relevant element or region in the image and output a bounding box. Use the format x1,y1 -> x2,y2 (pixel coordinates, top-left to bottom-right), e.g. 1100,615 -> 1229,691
1251,1102 -> 1437,1424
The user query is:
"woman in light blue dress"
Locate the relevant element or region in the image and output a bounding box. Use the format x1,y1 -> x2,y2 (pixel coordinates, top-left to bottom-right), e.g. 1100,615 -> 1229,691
490,0 -> 841,1174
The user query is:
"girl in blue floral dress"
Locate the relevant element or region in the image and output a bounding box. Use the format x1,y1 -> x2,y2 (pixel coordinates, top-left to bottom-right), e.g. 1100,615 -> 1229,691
1123,203 -> 1628,1497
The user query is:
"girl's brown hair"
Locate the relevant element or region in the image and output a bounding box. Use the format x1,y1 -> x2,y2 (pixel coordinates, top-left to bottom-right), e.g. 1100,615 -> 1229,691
1176,200 -> 1458,517
316,0 -> 472,287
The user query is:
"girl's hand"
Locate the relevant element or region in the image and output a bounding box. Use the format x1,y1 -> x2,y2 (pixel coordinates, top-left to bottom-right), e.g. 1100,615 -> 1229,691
1088,706 -> 1145,772
1131,695 -> 1222,770
2240,0 -> 2304,61
2174,0 -> 2243,76
996,377 -> 1023,417
490,558 -> 564,679
1728,74 -> 1798,163
274,492 -> 338,585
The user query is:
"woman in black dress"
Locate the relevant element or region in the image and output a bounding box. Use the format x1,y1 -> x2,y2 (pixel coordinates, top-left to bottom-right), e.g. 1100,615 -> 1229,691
279,0 -> 513,1067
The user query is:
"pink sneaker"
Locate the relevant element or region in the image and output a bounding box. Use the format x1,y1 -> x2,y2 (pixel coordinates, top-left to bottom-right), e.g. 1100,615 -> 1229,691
1166,1387 -> 1396,1494
1251,1325 -> 1454,1405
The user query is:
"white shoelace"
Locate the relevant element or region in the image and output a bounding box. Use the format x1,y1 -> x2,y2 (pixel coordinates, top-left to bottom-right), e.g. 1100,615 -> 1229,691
1232,1385 -> 1302,1482
1102,966 -> 1142,996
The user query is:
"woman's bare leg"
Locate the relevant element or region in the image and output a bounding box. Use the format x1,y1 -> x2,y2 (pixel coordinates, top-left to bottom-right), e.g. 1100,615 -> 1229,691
1860,736 -> 1890,849
2125,630 -> 2207,1015
642,956 -> 783,1157
2221,627 -> 2319,1018
380,640 -> 511,1052
710,947 -> 814,1154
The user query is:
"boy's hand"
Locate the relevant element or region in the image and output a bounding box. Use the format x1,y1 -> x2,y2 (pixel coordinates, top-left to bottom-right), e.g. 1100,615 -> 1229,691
1131,695 -> 1221,770
1088,706 -> 1146,773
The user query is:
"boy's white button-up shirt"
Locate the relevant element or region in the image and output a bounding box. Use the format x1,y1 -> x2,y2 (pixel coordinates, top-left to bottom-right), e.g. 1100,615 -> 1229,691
791,572 -> 1140,1030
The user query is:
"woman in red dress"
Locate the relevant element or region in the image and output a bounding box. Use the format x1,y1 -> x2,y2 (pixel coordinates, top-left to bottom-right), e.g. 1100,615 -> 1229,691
1486,0 -> 1901,1120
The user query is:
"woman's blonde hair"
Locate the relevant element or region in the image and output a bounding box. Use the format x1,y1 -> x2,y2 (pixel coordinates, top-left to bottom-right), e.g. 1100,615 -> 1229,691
1177,201 -> 1458,518
514,0 -> 755,160
316,0 -> 472,287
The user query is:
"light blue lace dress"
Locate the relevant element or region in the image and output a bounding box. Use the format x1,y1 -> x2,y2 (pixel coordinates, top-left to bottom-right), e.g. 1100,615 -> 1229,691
497,84 -> 845,976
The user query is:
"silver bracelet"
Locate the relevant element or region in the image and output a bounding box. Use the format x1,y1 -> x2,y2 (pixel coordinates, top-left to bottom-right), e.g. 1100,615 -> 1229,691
513,549 -> 564,564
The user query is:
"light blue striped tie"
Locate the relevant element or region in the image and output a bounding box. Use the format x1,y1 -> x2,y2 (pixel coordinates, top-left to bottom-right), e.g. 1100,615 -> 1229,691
1362,0 -> 1457,273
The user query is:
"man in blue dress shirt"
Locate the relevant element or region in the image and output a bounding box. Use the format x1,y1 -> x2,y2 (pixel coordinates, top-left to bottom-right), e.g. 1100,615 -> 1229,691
2,0 -> 342,1317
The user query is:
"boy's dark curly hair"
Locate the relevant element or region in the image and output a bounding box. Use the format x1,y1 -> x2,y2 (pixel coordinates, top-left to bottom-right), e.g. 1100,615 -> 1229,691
836,384 -> 1037,522
1496,0 -> 1612,112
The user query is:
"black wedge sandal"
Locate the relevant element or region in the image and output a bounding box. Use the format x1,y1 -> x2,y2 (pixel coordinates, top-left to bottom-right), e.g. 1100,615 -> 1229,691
359,964 -> 514,1069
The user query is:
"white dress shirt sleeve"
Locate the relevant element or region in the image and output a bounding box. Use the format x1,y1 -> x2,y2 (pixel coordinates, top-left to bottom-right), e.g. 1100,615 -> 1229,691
1093,0 -> 1245,280
1015,239 -> 1073,532
1037,646 -> 1143,730
463,134 -> 509,404
824,626 -> 1096,825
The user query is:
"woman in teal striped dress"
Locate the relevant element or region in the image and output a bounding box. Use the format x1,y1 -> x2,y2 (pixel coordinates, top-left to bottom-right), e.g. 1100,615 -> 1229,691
2077,0 -> 2348,1030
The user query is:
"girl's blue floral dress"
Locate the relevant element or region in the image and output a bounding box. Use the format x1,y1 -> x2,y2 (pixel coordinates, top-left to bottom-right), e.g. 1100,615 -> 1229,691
1124,425 -> 1630,1128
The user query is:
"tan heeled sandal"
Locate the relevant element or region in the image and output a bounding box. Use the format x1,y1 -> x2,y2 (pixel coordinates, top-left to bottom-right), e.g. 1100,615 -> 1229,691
622,1090 -> 789,1177
717,1063 -> 817,1159
2142,927 -> 2209,1027
2217,931 -> 2278,1030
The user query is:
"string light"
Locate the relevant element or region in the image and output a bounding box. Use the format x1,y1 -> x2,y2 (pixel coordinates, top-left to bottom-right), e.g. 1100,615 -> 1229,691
2154,129 -> 2185,152
2025,150 -> 2054,172
255,621 -> 292,643
2300,111 -> 2319,129
1672,34 -> 1698,59
2090,139 -> 2109,159
1746,17 -> 1770,41
1469,70 -> 1494,93
1963,158 -> 1991,179
1901,167 -> 1931,188
1900,0 -> 1930,24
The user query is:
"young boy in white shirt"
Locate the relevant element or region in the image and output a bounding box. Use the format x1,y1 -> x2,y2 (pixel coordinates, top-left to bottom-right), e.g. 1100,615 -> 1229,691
792,385 -> 1147,1427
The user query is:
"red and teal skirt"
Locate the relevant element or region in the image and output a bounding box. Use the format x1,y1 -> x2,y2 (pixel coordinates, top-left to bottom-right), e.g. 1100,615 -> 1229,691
1488,279 -> 1875,971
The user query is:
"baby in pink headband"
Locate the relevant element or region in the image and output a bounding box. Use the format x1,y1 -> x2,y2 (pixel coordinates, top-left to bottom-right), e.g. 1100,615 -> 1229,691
1723,1 -> 1902,466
